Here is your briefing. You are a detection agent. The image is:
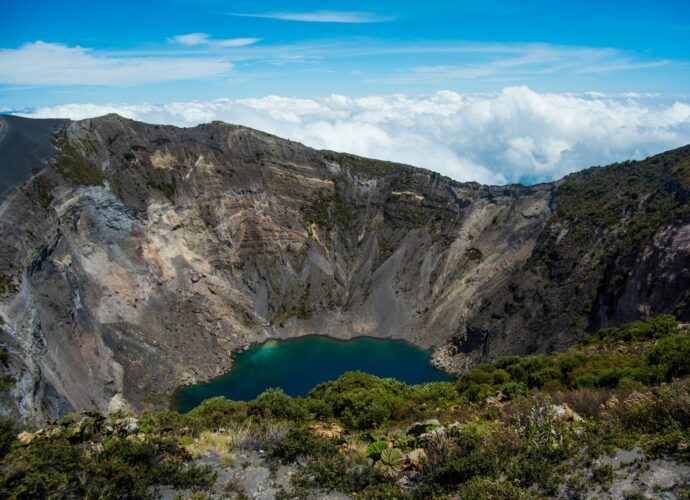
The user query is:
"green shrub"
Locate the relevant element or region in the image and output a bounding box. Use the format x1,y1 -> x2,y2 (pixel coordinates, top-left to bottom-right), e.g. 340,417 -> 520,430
647,336 -> 690,381
186,397 -> 248,431
248,389 -> 308,421
51,131 -> 104,186
138,409 -> 187,435
268,427 -> 336,462
434,452 -> 497,487
642,429 -> 688,458
0,435 -> 215,498
308,372 -> 406,429
0,419 -> 15,458
498,381 -> 528,400
461,369 -> 494,386
591,315 -> 678,343
407,382 -> 457,407
462,383 -> 495,402
491,369 -> 511,385
291,455 -> 391,497
365,440 -> 390,460
456,477 -> 530,500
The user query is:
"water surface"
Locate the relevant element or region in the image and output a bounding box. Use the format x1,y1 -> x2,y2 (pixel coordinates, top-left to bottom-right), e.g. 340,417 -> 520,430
175,335 -> 452,412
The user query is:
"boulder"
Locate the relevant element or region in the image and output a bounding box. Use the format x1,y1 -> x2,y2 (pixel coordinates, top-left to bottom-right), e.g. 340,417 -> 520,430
402,448 -> 427,469
549,403 -> 584,423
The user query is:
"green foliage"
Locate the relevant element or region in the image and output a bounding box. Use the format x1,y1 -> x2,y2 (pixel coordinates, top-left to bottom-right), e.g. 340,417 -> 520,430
322,151 -> 403,179
30,176 -> 54,208
406,381 -> 457,406
582,315 -> 679,344
0,433 -> 215,498
3,315 -> 690,498
0,419 -> 16,458
647,335 -> 690,381
375,447 -> 403,477
268,427 -> 336,462
456,477 -> 530,500
434,452 -> 497,487
288,454 -> 390,498
187,397 -> 248,430
308,372 -> 407,429
498,381 -> 528,400
365,440 -> 389,460
458,316 -> 686,400
301,190 -> 353,230
642,429 -> 689,459
51,130 -> 104,186
248,388 -> 309,421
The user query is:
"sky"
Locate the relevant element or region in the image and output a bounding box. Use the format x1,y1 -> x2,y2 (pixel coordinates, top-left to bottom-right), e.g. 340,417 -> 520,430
1,0 -> 690,184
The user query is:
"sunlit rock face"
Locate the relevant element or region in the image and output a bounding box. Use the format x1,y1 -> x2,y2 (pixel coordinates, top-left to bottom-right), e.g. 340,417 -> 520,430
0,113 -> 688,425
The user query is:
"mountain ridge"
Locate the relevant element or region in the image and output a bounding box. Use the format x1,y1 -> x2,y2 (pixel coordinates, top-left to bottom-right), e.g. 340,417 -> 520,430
0,113 -> 688,425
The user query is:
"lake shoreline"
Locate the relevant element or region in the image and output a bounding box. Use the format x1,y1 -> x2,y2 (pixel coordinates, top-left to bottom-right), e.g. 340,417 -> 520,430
172,334 -> 454,413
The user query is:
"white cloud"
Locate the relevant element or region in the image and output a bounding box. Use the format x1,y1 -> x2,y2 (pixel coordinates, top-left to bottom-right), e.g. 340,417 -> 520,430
18,87 -> 690,185
214,38 -> 262,48
173,33 -> 211,46
229,11 -> 393,23
172,33 -> 261,48
0,42 -> 232,86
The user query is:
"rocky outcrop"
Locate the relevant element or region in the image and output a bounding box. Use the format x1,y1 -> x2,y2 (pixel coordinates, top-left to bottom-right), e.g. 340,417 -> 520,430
0,114 -> 688,425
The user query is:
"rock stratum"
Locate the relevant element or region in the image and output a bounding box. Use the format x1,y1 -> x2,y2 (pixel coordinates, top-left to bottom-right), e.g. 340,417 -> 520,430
0,113 -> 688,425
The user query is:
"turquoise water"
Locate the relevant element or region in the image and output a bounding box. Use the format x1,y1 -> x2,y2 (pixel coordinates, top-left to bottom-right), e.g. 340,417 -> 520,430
175,336 -> 453,413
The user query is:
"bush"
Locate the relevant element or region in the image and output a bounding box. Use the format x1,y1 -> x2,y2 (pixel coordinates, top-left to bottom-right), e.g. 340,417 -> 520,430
0,419 -> 15,458
498,381 -> 528,400
308,372 -> 406,429
185,397 -> 248,432
434,452 -> 497,487
456,477 -> 530,500
268,427 -> 336,462
647,336 -> 690,381
492,369 -> 511,385
0,434 -> 215,498
593,315 -> 678,343
248,389 -> 308,421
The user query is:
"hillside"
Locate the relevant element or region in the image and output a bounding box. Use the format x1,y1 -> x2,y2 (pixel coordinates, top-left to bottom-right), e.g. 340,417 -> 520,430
0,114 -> 689,425
1,316 -> 688,498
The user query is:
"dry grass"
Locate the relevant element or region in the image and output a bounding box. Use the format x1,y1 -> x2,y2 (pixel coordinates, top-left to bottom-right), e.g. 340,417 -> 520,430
187,431 -> 235,463
260,420 -> 290,448
187,420 -> 291,463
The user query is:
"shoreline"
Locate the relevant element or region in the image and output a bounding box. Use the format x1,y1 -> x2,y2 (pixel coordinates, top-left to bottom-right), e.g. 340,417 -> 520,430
170,333 -> 455,412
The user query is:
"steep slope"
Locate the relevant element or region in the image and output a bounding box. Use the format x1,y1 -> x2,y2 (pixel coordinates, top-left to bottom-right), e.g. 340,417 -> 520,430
455,147 -> 690,365
0,114 -> 687,425
0,114 -> 68,198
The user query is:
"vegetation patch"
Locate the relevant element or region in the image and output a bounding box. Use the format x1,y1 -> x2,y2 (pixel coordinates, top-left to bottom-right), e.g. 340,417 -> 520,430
322,151 -> 406,179
0,274 -> 17,296
51,130 -> 105,186
2,315 -> 690,497
301,189 -> 353,230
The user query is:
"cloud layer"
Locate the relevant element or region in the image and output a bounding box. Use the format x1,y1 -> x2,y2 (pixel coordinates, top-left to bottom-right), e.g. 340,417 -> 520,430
18,87 -> 690,184
0,42 -> 232,86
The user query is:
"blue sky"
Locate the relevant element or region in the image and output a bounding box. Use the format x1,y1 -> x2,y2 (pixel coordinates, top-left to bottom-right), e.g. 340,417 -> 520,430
2,1 -> 690,185
1,0 -> 689,107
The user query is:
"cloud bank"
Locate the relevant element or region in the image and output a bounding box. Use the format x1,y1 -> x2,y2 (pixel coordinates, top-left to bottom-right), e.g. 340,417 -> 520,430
18,87 -> 690,184
0,42 -> 232,86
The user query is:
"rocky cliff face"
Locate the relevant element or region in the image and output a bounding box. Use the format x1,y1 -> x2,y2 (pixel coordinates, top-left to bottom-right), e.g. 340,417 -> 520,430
0,114 -> 688,425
